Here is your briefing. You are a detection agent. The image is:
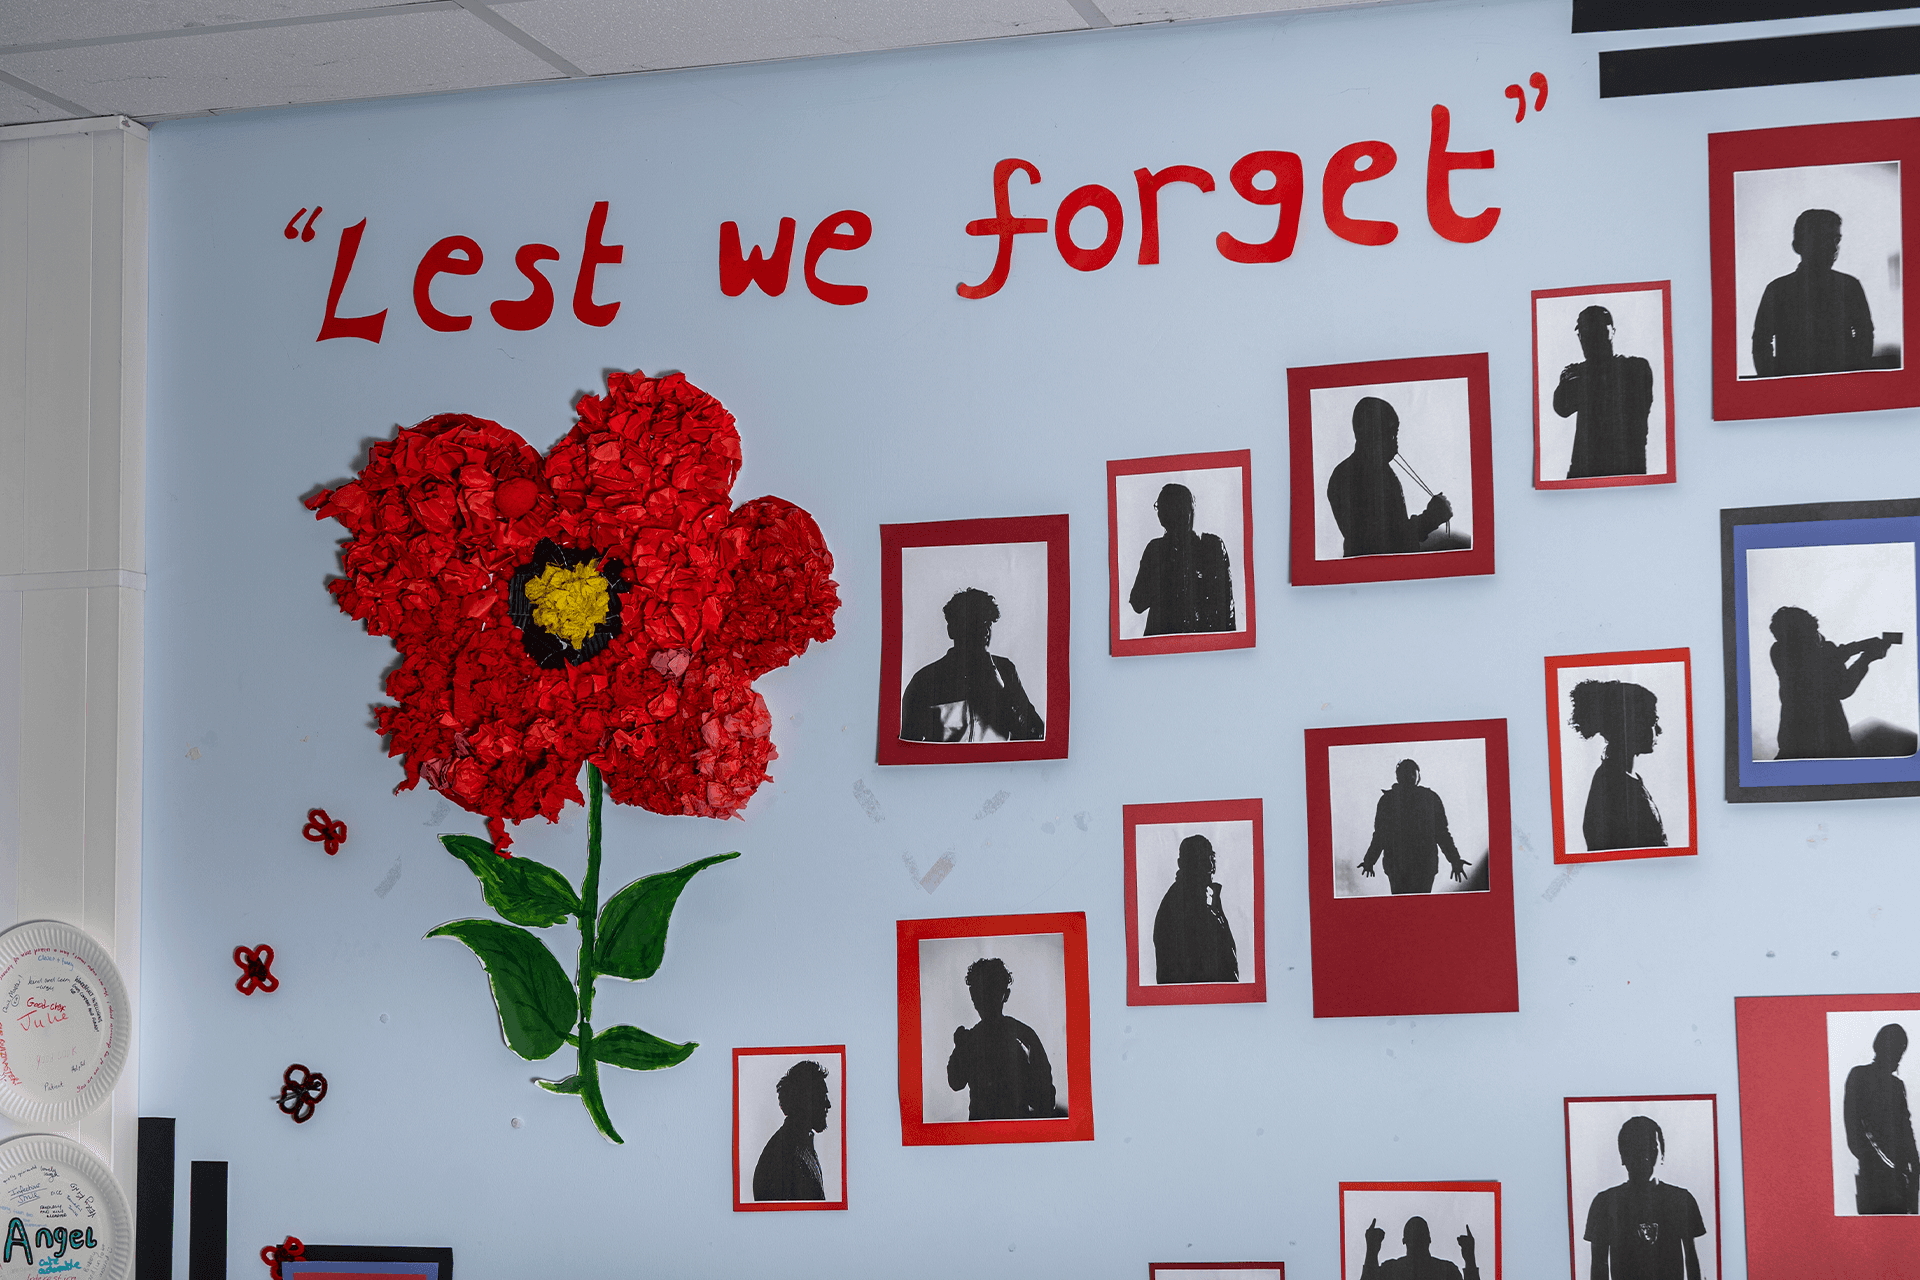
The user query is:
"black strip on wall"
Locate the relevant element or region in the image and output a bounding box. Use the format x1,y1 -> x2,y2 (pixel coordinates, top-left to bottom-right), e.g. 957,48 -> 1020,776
1599,24 -> 1920,96
1576,0 -> 1920,32
136,1119 -> 177,1280
187,1161 -> 227,1280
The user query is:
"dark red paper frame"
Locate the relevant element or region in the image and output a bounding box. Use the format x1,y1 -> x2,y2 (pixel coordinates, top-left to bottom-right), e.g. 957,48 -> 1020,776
877,515 -> 1070,765
895,912 -> 1094,1147
1735,992 -> 1920,1280
1531,281 -> 1677,489
1543,648 -> 1698,864
1107,451 -> 1256,656
1150,1265 -> 1285,1278
1709,116 -> 1920,421
1563,1094 -> 1721,1280
731,1044 -> 848,1213
1304,720 -> 1517,1018
1122,799 -> 1266,1006
1338,1182 -> 1502,1280
1287,354 -> 1495,586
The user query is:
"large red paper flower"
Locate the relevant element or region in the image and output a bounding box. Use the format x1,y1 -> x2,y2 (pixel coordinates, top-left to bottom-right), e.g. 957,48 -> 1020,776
307,369 -> 838,848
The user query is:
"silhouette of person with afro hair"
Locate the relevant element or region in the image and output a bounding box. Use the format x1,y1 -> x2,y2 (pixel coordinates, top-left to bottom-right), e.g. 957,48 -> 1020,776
1568,680 -> 1667,852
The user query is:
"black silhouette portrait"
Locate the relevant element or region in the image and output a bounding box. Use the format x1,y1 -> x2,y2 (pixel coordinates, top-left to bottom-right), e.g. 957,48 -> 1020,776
751,1059 -> 830,1202
900,587 -> 1044,743
1129,483 -> 1236,635
1359,759 -> 1467,894
1752,209 -> 1875,378
1769,606 -> 1900,759
1554,306 -> 1655,479
1361,1216 -> 1480,1280
1569,681 -> 1667,852
1327,397 -> 1459,557
946,958 -> 1058,1120
1844,1023 -> 1920,1215
1584,1116 -> 1706,1280
1152,834 -> 1239,984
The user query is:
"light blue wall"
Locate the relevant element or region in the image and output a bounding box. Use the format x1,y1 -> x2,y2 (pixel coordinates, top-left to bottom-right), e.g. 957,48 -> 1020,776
142,2 -> 1920,1275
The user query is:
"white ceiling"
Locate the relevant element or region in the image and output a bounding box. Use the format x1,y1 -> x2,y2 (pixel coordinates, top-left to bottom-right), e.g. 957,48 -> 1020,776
0,0 -> 1410,127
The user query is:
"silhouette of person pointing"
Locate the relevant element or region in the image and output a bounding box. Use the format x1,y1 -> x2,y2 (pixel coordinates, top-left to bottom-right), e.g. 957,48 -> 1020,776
900,588 -> 1044,743
1362,1216 -> 1480,1280
1752,208 -> 1874,377
1129,483 -> 1236,635
1568,680 -> 1667,852
1359,759 -> 1467,894
1554,305 -> 1655,479
1844,1023 -> 1920,1215
1584,1115 -> 1706,1280
1326,397 -> 1455,557
1768,606 -> 1896,759
1152,834 -> 1239,984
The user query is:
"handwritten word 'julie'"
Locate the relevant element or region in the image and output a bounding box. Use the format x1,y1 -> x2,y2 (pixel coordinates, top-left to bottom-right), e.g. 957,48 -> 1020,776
3,1219 -> 96,1264
15,1000 -> 67,1034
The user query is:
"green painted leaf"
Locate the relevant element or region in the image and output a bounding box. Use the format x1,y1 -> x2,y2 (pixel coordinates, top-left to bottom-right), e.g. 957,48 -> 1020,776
440,833 -> 582,928
536,1075 -> 585,1095
592,1025 -> 697,1072
595,852 -> 740,981
427,919 -> 578,1061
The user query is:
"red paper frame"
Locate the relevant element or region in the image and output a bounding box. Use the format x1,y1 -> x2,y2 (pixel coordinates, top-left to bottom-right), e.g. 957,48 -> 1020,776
731,1044 -> 848,1213
1338,1182 -> 1502,1280
1304,720 -> 1517,1018
1107,450 -> 1256,656
1735,992 -> 1920,1280
1287,353 -> 1495,586
877,515 -> 1070,765
1709,116 -> 1920,421
1122,799 -> 1266,1006
1531,281 -> 1677,490
1150,1266 -> 1284,1278
1543,648 -> 1698,865
895,912 -> 1094,1147
1563,1094 -> 1721,1280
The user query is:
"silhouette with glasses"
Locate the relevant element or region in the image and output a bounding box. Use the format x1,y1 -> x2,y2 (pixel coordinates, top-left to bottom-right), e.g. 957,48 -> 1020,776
1752,209 -> 1874,378
1326,397 -> 1458,557
1768,606 -> 1899,759
1844,1023 -> 1920,1215
1129,482 -> 1236,635
900,587 -> 1044,743
751,1059 -> 831,1202
1584,1115 -> 1706,1280
1152,833 -> 1239,984
946,958 -> 1059,1120
1554,305 -> 1655,479
1359,759 -> 1468,894
1568,680 -> 1667,852
1361,1216 -> 1480,1280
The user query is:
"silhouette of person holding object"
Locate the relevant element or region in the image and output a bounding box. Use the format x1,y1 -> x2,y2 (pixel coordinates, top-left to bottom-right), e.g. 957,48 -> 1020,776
1554,305 -> 1655,479
1152,834 -> 1239,984
900,587 -> 1044,743
1129,483 -> 1236,635
1327,397 -> 1457,558
1359,759 -> 1467,894
1752,209 -> 1875,378
1768,606 -> 1898,759
1361,1216 -> 1480,1280
751,1060 -> 830,1202
1584,1116 -> 1706,1280
946,958 -> 1058,1120
1844,1023 -> 1920,1215
1569,680 -> 1667,852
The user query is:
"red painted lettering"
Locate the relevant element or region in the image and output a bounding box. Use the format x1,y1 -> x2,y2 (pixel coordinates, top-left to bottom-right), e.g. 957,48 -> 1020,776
1322,141 -> 1398,246
490,244 -> 560,331
1133,165 -> 1214,265
804,211 -> 872,305
1426,104 -> 1499,243
1215,151 -> 1304,264
413,235 -> 483,332
957,159 -> 1047,300
1055,184 -> 1124,272
573,200 -> 623,326
315,218 -> 387,344
719,218 -> 796,297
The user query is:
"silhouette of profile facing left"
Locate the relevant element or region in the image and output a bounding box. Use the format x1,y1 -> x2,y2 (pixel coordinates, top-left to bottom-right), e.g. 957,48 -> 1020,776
1768,605 -> 1902,759
1152,834 -> 1239,984
1583,1115 -> 1707,1280
1359,759 -> 1467,894
1362,1215 -> 1481,1280
946,958 -> 1059,1120
1568,680 -> 1667,852
1554,305 -> 1655,479
899,587 -> 1044,743
1844,1023 -> 1920,1215
1327,397 -> 1459,557
751,1060 -> 831,1202
1751,209 -> 1875,378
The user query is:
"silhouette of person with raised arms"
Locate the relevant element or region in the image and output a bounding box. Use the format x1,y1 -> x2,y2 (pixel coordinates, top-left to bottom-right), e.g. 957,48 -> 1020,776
1584,1115 -> 1706,1280
900,587 -> 1044,743
1569,680 -> 1667,853
1152,833 -> 1239,984
1768,606 -> 1897,759
1844,1023 -> 1920,1215
946,957 -> 1058,1120
1130,482 -> 1236,635
1361,1216 -> 1480,1280
1327,397 -> 1456,558
1359,759 -> 1467,894
1554,305 -> 1655,479
1752,208 -> 1874,377
751,1060 -> 831,1202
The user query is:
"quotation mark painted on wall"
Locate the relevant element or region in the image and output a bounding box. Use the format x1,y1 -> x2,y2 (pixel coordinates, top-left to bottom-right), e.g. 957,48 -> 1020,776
1505,73 -> 1549,123
283,206 -> 323,242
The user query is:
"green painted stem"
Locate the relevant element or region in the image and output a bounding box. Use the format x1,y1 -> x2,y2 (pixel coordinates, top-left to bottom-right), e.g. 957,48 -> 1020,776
575,764 -> 621,1143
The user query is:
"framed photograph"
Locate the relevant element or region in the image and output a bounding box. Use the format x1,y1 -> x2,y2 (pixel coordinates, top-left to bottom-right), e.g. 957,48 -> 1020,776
1287,353 -> 1494,586
285,1247 -> 453,1280
1339,1182 -> 1500,1280
878,515 -> 1069,766
1735,993 -> 1920,1280
1122,798 -> 1265,1007
1564,1096 -> 1721,1280
1532,281 -> 1676,489
1710,116 -> 1919,421
1150,1266 -> 1284,1279
1303,720 -> 1517,1018
1108,450 -> 1255,656
732,1045 -> 847,1212
1544,648 -> 1697,863
895,912 -> 1093,1146
1720,499 -> 1920,802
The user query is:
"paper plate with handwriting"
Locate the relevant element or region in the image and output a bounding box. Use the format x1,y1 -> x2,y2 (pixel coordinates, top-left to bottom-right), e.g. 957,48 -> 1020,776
0,1134 -> 130,1279
0,923 -> 129,1125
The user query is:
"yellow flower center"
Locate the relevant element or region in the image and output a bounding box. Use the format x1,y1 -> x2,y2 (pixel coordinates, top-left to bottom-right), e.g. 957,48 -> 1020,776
522,560 -> 611,650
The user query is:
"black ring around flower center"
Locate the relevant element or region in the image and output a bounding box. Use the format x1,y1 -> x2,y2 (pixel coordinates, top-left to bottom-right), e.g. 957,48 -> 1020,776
507,537 -> 629,669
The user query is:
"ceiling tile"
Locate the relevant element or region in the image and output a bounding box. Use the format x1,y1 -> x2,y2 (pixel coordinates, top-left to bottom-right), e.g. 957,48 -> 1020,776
494,0 -> 1090,75
0,80 -> 77,127
0,9 -> 564,118
1099,0 -> 1395,20
0,0 -> 426,49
